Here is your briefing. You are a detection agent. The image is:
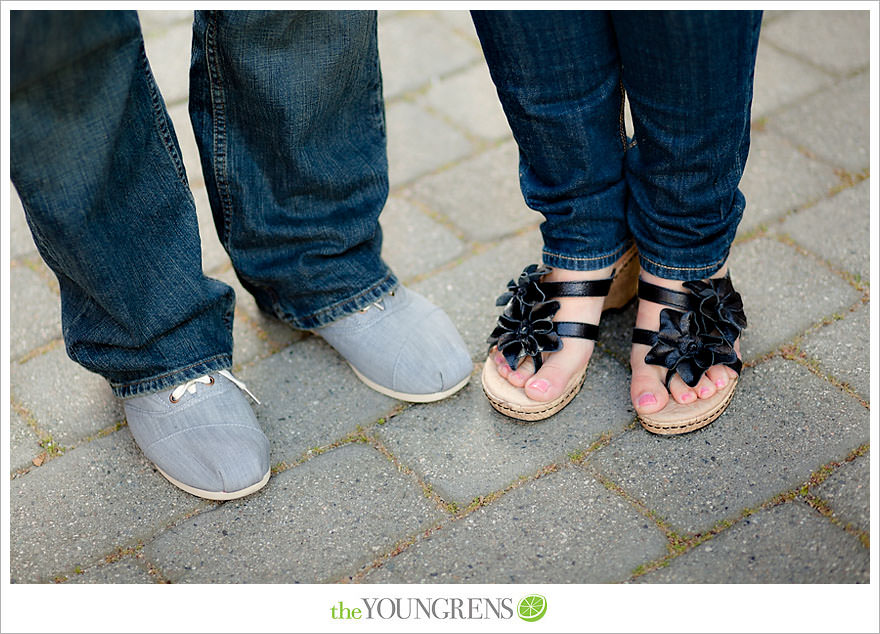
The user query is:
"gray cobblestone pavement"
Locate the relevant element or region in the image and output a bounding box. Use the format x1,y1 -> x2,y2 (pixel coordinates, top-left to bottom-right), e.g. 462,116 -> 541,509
7,9 -> 872,590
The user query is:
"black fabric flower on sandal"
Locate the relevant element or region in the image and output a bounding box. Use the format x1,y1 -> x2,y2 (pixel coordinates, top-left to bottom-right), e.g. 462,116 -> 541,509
495,264 -> 549,307
644,309 -> 738,387
683,275 -> 747,344
488,298 -> 561,372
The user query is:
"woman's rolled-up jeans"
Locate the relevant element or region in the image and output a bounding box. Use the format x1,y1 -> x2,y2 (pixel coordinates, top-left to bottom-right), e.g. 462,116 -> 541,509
10,10 -> 396,398
470,10 -> 762,279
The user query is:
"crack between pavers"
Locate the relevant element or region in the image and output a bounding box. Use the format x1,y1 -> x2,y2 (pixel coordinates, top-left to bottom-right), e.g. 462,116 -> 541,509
341,422 -> 632,583
621,442 -> 870,581
771,231 -> 870,295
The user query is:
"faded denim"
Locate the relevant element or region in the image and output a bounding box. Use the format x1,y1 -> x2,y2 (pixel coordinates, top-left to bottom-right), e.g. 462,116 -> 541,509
11,10 -> 396,398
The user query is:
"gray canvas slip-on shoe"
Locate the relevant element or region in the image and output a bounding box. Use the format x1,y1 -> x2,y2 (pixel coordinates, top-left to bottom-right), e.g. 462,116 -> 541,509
123,370 -> 270,500
316,286 -> 473,402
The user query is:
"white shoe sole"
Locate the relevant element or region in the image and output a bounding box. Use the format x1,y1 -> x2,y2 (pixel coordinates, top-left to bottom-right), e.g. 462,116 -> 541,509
349,364 -> 471,403
156,467 -> 271,501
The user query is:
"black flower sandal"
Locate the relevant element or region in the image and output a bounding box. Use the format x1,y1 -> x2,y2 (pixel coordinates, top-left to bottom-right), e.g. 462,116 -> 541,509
632,274 -> 747,435
482,245 -> 638,421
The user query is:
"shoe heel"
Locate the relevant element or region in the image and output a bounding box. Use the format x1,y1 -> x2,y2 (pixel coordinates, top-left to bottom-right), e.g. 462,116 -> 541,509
604,245 -> 639,312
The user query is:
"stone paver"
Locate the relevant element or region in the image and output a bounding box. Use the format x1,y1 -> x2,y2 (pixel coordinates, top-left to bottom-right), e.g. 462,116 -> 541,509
141,19 -> 191,106
380,195 -> 468,280
364,465 -> 668,583
636,502 -> 869,583
737,129 -> 840,235
376,352 -> 632,506
10,432 -> 210,583
65,557 -> 157,584
729,237 -> 863,360
10,405 -> 42,474
407,141 -> 542,242
11,346 -> 123,448
761,11 -> 869,77
774,178 -> 870,282
378,12 -> 481,99
588,357 -> 869,535
421,62 -> 512,141
386,101 -> 474,188
144,443 -> 444,583
813,452 -> 870,534
9,265 -> 61,361
238,338 -> 398,465
750,38 -> 834,120
768,72 -> 869,172
799,302 -> 870,401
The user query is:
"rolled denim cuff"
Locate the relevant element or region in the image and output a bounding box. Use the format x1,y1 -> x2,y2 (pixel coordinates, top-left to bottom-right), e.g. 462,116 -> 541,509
542,239 -> 633,272
276,270 -> 399,330
111,353 -> 233,399
637,252 -> 729,282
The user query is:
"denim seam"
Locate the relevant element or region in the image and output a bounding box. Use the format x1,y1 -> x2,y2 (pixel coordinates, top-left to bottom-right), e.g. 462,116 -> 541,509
140,43 -> 187,187
542,240 -> 629,265
204,13 -> 234,253
639,253 -> 727,275
110,352 -> 231,393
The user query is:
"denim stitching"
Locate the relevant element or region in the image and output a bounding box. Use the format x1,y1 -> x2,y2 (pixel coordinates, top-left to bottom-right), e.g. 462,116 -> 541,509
640,253 -> 727,274
204,13 -> 234,253
140,43 -> 187,187
542,240 -> 629,264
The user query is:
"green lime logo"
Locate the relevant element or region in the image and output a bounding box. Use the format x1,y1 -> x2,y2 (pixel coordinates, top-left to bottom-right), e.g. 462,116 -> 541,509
517,595 -> 547,622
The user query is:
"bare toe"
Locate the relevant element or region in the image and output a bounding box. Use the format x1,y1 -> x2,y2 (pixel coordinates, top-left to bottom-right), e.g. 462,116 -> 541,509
630,343 -> 670,415
507,357 -> 535,388
706,365 -> 729,390
695,373 -> 717,400
667,375 -> 697,404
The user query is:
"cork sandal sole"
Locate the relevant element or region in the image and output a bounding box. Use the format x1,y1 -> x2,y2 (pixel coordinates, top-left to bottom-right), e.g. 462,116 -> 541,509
638,376 -> 738,435
481,356 -> 587,421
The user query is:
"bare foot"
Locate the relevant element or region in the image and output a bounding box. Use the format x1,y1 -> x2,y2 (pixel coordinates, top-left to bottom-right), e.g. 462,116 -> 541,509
492,263 -> 614,402
630,267 -> 741,416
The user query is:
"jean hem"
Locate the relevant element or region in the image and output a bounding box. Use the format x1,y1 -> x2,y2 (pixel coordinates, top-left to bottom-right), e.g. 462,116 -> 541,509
111,353 -> 233,399
279,271 -> 400,330
541,239 -> 632,271
638,252 -> 728,281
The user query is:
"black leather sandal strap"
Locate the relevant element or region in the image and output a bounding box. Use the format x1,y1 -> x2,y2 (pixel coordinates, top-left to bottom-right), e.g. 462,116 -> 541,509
555,321 -> 599,341
631,327 -> 657,346
637,279 -> 693,312
540,278 -> 613,298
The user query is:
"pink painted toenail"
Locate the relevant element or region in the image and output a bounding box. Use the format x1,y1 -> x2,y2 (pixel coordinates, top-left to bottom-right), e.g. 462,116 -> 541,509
511,372 -> 523,381
700,387 -> 710,397
529,379 -> 550,393
637,393 -> 657,407
715,378 -> 726,388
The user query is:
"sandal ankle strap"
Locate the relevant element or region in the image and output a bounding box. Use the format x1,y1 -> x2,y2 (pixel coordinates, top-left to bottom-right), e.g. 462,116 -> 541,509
636,279 -> 693,311
540,278 -> 613,298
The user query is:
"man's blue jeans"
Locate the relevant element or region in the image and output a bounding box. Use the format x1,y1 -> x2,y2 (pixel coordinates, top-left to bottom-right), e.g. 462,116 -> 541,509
471,10 -> 762,280
11,10 -> 396,398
